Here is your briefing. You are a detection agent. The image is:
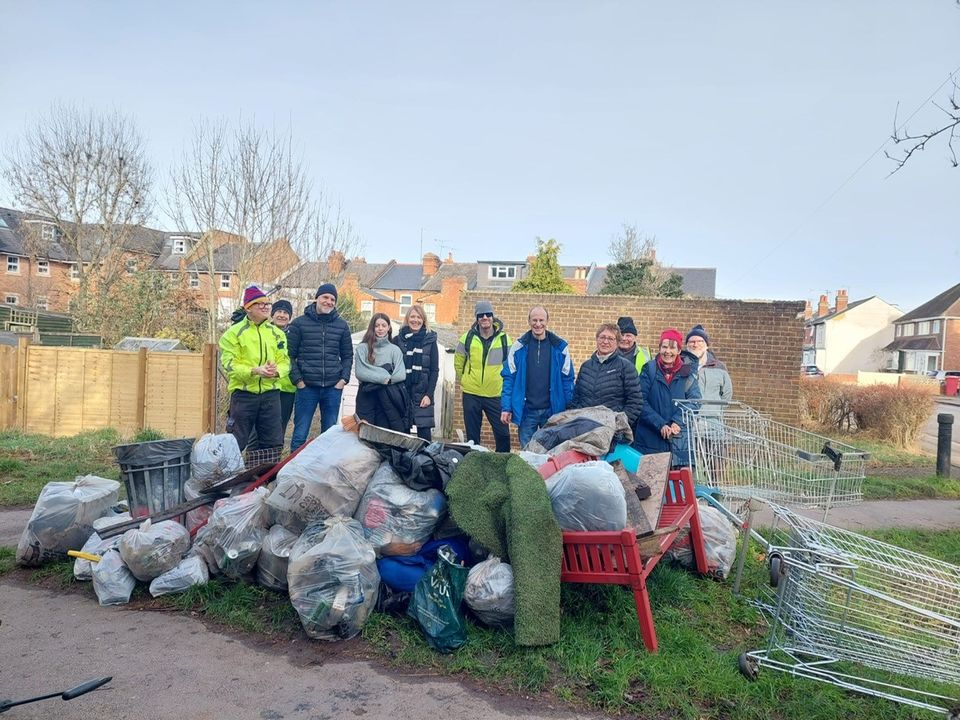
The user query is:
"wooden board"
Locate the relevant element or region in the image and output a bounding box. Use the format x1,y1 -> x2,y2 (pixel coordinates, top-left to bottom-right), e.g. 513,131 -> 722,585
636,452 -> 672,532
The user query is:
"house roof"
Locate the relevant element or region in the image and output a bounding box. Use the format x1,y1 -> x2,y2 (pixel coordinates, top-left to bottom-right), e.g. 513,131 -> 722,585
883,336 -> 942,352
420,263 -> 479,293
373,264 -> 424,291
584,266 -> 717,297
898,282 -> 960,322
187,244 -> 244,273
805,297 -> 873,325
279,260 -> 391,290
363,288 -> 397,302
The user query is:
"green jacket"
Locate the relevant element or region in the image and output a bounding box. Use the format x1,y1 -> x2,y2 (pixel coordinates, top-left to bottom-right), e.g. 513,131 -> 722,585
454,319 -> 511,398
622,343 -> 652,373
219,317 -> 291,394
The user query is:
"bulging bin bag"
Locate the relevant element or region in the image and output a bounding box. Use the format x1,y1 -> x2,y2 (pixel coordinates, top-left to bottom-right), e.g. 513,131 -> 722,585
149,555 -> 210,597
287,516 -> 380,641
267,426 -> 380,523
354,463 -> 446,555
191,433 -> 244,490
73,512 -> 132,581
545,461 -> 627,532
92,549 -> 136,606
257,524 -> 299,592
464,556 -> 516,629
119,518 -> 191,582
17,475 -> 121,567
407,544 -> 469,653
183,476 -> 214,534
196,487 -> 270,579
667,501 -> 738,579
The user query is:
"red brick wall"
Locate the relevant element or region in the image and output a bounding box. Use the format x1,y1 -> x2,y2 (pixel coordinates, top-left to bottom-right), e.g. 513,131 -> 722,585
944,318 -> 960,371
447,291 -> 805,445
1,255 -> 76,311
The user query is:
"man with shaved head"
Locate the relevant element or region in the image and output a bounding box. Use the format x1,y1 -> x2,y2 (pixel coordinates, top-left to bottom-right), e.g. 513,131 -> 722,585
500,306 -> 575,448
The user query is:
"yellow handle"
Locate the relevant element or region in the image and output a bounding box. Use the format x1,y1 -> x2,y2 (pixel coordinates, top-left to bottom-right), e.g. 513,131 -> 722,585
68,550 -> 102,563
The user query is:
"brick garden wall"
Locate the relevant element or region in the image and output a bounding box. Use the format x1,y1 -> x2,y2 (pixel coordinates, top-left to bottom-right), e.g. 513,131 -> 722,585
447,291 -> 805,447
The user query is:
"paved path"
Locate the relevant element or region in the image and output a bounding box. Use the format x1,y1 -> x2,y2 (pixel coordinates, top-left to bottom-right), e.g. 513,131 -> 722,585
751,498 -> 960,531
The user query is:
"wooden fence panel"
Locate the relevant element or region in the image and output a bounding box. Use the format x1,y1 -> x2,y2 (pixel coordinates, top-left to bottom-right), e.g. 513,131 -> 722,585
0,344 -> 18,430
143,353 -> 205,438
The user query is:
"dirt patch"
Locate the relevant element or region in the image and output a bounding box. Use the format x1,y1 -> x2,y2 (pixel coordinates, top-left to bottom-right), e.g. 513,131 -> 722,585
866,463 -> 934,477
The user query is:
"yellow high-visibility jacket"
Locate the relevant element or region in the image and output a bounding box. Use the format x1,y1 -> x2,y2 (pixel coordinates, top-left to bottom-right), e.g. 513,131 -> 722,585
219,317 -> 291,394
454,320 -> 511,397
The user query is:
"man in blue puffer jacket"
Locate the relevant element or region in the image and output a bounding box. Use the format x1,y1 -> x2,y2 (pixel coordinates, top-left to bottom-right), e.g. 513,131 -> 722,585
500,306 -> 575,448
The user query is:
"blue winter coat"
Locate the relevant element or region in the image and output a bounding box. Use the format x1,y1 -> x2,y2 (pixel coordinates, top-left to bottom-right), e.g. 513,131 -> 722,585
500,330 -> 575,425
635,358 -> 701,467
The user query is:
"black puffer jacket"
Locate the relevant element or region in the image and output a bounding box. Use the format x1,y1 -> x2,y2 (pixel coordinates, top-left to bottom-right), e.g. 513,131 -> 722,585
287,305 -> 354,387
569,352 -> 642,426
393,327 -> 439,430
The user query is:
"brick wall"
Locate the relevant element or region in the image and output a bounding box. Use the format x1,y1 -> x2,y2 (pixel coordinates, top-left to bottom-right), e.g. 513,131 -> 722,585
447,291 -> 805,446
1,255 -> 76,311
944,318 -> 960,371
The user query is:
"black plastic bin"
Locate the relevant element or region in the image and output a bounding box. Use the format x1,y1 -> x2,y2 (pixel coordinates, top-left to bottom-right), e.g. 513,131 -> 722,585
113,438 -> 194,520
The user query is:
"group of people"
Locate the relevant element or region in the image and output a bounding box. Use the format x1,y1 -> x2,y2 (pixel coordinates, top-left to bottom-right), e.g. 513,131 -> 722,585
218,282 -> 439,459
219,284 -> 733,467
455,301 -> 733,466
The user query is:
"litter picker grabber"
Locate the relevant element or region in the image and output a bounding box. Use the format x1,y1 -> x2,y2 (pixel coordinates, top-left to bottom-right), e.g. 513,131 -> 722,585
0,676 -> 112,714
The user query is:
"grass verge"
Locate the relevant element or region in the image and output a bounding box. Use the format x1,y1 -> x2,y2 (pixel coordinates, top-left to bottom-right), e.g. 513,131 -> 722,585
862,473 -> 960,500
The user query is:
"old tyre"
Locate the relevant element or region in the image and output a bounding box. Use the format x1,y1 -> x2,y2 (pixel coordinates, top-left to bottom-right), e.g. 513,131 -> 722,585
738,653 -> 759,681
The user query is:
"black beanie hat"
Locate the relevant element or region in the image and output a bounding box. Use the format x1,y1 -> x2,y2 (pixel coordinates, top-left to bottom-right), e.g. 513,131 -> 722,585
315,283 -> 338,300
271,299 -> 293,317
685,324 -> 709,344
617,316 -> 638,336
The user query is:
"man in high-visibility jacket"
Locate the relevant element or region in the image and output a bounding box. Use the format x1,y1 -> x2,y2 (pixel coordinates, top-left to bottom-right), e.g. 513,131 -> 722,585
617,316 -> 652,373
454,300 -> 512,451
219,285 -> 290,458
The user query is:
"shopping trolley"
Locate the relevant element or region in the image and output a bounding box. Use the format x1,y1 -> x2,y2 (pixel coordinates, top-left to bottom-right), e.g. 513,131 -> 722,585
677,400 -> 868,521
738,503 -> 960,717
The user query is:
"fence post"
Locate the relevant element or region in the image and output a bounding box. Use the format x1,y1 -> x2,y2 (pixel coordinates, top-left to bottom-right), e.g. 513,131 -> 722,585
202,343 -> 217,433
937,413 -> 954,478
135,347 -> 148,432
15,336 -> 29,430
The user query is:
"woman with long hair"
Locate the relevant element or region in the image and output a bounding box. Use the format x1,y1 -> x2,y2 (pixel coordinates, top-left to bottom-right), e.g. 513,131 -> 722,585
393,305 -> 440,440
354,313 -> 409,431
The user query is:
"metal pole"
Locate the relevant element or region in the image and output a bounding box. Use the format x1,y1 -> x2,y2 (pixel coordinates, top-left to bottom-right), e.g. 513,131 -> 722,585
936,413 -> 954,478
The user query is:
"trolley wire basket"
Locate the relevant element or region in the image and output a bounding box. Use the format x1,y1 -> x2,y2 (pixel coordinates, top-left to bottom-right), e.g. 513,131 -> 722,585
677,400 -> 868,519
738,503 -> 960,717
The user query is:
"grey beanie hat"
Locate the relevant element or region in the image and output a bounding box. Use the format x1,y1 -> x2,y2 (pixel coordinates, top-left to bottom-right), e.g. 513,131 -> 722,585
475,300 -> 494,316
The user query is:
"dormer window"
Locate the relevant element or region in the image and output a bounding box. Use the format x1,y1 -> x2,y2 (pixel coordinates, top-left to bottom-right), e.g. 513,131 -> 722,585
172,237 -> 188,255
489,265 -> 517,279
41,223 -> 56,242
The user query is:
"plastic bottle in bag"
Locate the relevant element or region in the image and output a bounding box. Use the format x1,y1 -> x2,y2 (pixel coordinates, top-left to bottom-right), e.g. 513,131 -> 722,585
118,518 -> 191,582
464,556 -> 516,629
202,488 -> 270,579
191,433 -> 244,490
257,524 -> 299,592
149,555 -> 210,597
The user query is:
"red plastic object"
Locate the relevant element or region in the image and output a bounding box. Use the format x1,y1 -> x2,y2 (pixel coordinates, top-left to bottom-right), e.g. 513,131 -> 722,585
559,467 -> 708,653
945,376 -> 960,397
537,449 -> 593,480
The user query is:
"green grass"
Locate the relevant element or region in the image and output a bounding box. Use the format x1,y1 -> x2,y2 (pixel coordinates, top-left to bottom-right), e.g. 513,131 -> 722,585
0,429 -> 122,506
846,436 -> 935,469
865,528 -> 960,564
0,546 -> 14,576
862,473 -> 960,500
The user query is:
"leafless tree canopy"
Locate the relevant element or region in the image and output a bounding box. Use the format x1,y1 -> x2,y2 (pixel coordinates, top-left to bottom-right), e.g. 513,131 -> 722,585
887,81 -> 960,172
608,223 -> 658,264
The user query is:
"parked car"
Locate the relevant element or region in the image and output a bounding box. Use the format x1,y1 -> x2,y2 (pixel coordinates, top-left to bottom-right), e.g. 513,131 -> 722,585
801,365 -> 824,377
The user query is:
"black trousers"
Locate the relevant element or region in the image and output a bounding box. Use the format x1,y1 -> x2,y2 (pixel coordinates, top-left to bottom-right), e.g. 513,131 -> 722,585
279,391 -> 295,437
226,390 -> 283,455
462,392 -> 510,452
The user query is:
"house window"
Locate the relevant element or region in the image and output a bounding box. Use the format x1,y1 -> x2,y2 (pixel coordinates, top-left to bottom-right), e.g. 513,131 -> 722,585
220,274 -> 231,290
172,237 -> 188,255
4,294 -> 18,305
574,267 -> 587,280
488,265 -> 517,279
189,273 -> 200,289
423,303 -> 437,324
918,321 -> 930,335
6,256 -> 19,274
126,258 -> 138,274
399,294 -> 413,315
903,323 -> 915,337
70,263 -> 80,280
360,300 -> 373,319
895,324 -> 902,337
932,320 -> 941,333
885,352 -> 899,370
814,324 -> 825,349
36,259 -> 50,276
926,354 -> 939,373
41,223 -> 56,242
35,296 -> 48,311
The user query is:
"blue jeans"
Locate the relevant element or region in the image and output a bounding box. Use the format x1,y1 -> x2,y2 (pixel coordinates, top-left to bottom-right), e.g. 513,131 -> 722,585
291,385 -> 343,451
518,406 -> 552,448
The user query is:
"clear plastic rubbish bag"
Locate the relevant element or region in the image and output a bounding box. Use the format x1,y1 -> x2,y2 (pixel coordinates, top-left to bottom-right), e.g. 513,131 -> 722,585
149,555 -> 210,597
92,549 -> 136,606
197,487 -> 270,579
354,463 -> 446,555
545,461 -> 627,531
287,516 -> 380,641
183,476 -> 214,534
257,524 -> 299,592
16,475 -> 121,567
190,433 -> 244,490
267,426 -> 380,523
464,556 -> 516,629
118,518 -> 191,582
667,500 -> 738,579
73,511 -> 132,581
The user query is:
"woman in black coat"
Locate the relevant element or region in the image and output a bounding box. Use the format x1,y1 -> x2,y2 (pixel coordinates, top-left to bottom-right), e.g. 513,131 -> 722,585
392,305 -> 440,440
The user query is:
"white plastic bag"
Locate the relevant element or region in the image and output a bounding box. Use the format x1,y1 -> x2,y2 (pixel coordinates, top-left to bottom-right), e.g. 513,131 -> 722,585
545,461 -> 627,531
517,451 -> 550,470
16,475 -> 121,567
196,487 -> 270,578
149,555 -> 210,597
353,463 -> 446,555
92,549 -> 137,606
464,557 -> 516,629
118,518 -> 191,582
287,516 -> 380,641
667,501 -> 738,579
267,426 -> 380,523
190,433 -> 244,490
257,524 -> 299,592
73,512 -> 132,581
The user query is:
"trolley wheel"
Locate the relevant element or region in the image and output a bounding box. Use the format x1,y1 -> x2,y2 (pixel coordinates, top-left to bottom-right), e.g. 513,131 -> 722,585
769,554 -> 785,588
947,708 -> 960,720
738,653 -> 759,681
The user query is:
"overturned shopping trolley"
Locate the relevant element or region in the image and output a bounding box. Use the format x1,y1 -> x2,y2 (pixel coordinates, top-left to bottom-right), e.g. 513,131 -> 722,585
738,503 -> 960,717
677,400 -> 868,521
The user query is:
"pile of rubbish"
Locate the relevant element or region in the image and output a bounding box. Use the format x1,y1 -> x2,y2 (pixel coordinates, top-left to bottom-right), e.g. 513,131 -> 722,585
15,407 -> 738,651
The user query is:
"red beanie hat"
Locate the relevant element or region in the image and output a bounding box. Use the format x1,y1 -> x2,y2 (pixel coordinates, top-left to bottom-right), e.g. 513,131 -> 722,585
243,285 -> 268,308
659,328 -> 683,347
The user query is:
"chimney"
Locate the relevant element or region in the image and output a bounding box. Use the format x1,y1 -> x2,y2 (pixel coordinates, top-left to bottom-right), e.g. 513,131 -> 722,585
327,251 -> 346,276
422,252 -> 441,277
526,255 -> 536,266
444,252 -> 454,265
803,300 -> 813,321
817,294 -> 829,317
835,289 -> 848,313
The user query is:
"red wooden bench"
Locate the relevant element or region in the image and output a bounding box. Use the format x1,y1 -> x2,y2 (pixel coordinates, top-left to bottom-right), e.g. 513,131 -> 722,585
559,467 -> 708,652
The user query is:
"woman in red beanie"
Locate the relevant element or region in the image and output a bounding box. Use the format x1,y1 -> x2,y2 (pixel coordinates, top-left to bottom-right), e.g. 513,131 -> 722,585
634,328 -> 701,468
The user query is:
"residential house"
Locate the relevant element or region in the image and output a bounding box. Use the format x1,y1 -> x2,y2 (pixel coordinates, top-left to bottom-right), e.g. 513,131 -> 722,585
884,281 -> 960,373
802,290 -> 903,374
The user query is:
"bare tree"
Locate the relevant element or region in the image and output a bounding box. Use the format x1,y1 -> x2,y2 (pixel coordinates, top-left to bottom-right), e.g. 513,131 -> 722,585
608,223 -> 658,265
887,80 -> 960,172
605,223 -> 681,294
2,104 -> 153,333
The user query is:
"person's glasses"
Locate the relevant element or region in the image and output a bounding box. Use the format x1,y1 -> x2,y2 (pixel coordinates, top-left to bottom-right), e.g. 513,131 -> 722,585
250,302 -> 271,310
597,335 -> 617,343
476,312 -> 493,318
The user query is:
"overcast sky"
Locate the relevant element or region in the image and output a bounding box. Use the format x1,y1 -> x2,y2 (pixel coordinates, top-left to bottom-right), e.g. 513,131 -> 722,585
1,1 -> 958,311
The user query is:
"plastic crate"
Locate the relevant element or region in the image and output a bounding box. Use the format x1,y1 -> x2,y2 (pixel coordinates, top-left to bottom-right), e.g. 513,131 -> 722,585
113,438 -> 194,520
